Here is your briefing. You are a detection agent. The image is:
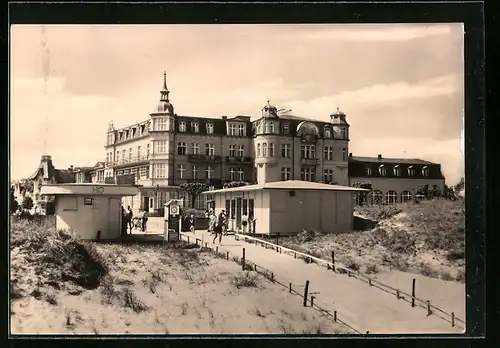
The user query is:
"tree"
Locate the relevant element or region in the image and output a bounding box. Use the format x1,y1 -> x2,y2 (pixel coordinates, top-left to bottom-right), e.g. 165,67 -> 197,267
179,182 -> 209,208
10,186 -> 19,214
22,196 -> 33,211
454,177 -> 465,194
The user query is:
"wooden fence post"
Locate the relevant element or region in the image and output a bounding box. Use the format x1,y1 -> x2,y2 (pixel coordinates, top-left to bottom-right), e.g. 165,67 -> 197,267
331,251 -> 335,271
202,234 -> 204,246
226,251 -> 229,260
270,272 -> 274,282
310,296 -> 315,307
242,248 -> 246,271
396,289 -> 400,299
333,310 -> 337,322
427,301 -> 432,316
216,246 -> 218,254
451,312 -> 455,327
303,280 -> 310,307
187,236 -> 190,244
412,278 -> 416,307
195,238 -> 198,246
289,283 -> 292,293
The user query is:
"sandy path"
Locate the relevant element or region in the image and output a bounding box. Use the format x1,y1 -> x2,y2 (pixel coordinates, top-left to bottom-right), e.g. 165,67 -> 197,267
180,229 -> 463,334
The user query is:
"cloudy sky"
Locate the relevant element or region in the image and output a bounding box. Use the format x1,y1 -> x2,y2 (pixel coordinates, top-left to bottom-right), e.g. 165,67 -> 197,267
10,24 -> 464,184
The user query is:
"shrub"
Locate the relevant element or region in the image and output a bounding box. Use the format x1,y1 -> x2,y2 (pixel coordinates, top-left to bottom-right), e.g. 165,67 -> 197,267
231,272 -> 259,289
345,258 -> 360,271
365,263 -> 378,274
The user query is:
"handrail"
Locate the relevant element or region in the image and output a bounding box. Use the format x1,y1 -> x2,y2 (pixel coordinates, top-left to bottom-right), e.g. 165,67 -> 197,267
234,233 -> 465,329
178,232 -> 363,334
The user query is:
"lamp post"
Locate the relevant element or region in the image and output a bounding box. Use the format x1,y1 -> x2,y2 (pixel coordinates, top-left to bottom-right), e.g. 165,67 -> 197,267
155,184 -> 160,212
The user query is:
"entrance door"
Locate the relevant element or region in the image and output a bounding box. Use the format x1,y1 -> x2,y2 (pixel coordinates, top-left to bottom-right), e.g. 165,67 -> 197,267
108,198 -> 121,238
142,196 -> 149,211
236,198 -> 242,229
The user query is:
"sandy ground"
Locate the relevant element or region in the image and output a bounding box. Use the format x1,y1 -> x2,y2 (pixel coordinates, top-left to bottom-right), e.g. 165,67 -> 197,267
10,242 -> 348,335
180,230 -> 465,334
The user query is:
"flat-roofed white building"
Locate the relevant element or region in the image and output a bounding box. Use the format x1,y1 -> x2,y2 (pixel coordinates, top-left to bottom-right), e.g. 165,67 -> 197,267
203,180 -> 368,235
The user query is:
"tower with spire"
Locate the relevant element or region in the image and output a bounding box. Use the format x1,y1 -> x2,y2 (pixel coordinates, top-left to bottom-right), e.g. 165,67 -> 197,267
154,71 -> 174,115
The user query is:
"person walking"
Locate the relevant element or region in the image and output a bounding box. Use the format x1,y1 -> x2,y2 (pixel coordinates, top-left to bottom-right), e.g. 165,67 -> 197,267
208,210 -> 216,234
213,213 -> 225,245
142,209 -> 149,233
188,213 -> 196,233
121,206 -> 127,237
126,206 -> 134,234
241,212 -> 249,234
219,210 -> 228,236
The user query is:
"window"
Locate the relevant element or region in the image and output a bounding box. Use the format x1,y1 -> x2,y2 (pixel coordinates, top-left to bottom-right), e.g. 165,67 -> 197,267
393,165 -> 401,176
63,196 -> 78,211
324,126 -> 331,138
237,168 -> 244,181
238,124 -> 245,136
301,144 -> 315,159
264,122 -> 269,134
366,167 -> 372,176
300,167 -> 316,182
282,123 -> 289,135
179,121 -> 186,132
422,166 -> 429,177
122,150 -> 126,162
229,124 -> 237,136
154,164 -> 167,178
257,143 -> 261,157
192,165 -> 198,179
281,144 -> 291,158
206,123 -> 214,134
401,191 -> 412,203
192,142 -> 199,155
369,190 -> 383,205
206,165 -> 214,179
116,151 -> 119,162
147,144 -> 150,157
205,143 -> 215,156
140,166 -> 149,179
269,143 -> 275,157
177,141 -> 187,155
229,167 -> 236,181
323,169 -> 333,183
341,127 -> 347,139
281,167 -> 292,181
137,146 -> 141,159
190,121 -> 199,133
378,165 -> 387,176
129,148 -> 132,162
408,166 -> 415,177
385,191 -> 398,204
154,140 -> 167,154
178,164 -> 186,179
262,143 -> 268,157
324,146 -> 333,161
138,126 -> 142,136
229,144 -> 236,157
269,123 -> 275,134
342,148 -> 348,161
238,145 -> 244,157
154,117 -> 167,131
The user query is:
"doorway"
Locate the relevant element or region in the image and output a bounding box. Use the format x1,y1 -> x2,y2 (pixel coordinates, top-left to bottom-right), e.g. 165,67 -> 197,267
108,198 -> 121,238
142,196 -> 149,211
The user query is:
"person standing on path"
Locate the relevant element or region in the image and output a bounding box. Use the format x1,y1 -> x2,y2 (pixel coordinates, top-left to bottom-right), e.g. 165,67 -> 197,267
142,209 -> 149,233
126,206 -> 134,234
241,212 -> 249,234
188,214 -> 196,233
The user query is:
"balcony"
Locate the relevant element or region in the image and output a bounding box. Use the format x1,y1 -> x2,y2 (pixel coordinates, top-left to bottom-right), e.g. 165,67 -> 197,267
301,158 -> 319,166
108,155 -> 150,168
224,156 -> 254,164
187,154 -> 222,163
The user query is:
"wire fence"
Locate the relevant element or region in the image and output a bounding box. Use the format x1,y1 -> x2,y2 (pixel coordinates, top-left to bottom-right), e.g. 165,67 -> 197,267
179,232 -> 364,335
234,233 -> 465,330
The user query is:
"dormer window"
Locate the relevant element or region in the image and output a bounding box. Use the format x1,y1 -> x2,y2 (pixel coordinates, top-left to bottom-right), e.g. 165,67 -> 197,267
264,123 -> 269,134
378,164 -> 386,176
340,127 -> 347,139
179,121 -> 186,132
282,123 -> 289,135
269,122 -> 275,134
191,121 -> 199,133
206,123 -> 214,134
229,124 -> 237,136
238,124 -> 245,136
408,165 -> 415,177
324,126 -> 331,138
422,166 -> 429,177
393,165 -> 401,176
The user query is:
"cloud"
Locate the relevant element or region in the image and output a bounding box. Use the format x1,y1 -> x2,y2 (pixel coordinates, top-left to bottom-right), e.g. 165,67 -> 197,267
296,24 -> 456,42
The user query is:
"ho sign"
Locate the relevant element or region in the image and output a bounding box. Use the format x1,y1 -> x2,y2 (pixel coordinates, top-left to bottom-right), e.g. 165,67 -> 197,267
92,186 -> 105,194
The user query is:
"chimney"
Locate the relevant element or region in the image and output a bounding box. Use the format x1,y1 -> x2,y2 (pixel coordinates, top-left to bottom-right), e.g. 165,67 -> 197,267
349,153 -> 353,158
222,116 -> 227,120
68,165 -> 74,172
377,154 -> 382,160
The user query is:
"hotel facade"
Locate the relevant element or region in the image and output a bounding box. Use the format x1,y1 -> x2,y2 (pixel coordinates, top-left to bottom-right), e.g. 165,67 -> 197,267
103,73 -> 350,213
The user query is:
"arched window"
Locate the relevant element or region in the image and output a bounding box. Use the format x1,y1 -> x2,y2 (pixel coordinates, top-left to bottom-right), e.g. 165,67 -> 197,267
416,192 -> 425,202
385,190 -> 398,204
401,191 -> 412,203
369,190 -> 383,205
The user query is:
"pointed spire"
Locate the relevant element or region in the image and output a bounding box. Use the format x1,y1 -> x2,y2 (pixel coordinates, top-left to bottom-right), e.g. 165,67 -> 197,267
160,70 -> 170,102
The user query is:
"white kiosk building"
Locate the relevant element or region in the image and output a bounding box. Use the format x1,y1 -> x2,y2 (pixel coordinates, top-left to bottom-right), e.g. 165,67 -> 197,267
202,180 -> 368,235
40,183 -> 139,240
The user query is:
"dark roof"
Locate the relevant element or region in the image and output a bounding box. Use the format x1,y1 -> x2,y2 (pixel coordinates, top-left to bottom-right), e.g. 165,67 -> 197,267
54,169 -> 76,183
73,166 -> 94,172
349,156 -> 438,165
270,114 -> 325,123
